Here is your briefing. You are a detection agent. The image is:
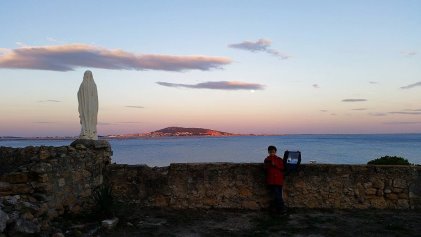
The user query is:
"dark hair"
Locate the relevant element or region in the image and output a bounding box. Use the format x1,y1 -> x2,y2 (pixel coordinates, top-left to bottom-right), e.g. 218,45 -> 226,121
268,145 -> 277,152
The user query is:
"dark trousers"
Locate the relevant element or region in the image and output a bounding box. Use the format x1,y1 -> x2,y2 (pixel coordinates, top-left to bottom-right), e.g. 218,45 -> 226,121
269,185 -> 284,210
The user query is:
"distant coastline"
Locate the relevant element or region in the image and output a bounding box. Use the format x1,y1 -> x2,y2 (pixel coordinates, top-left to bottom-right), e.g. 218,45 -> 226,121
0,126 -> 271,140
2,129 -> 421,141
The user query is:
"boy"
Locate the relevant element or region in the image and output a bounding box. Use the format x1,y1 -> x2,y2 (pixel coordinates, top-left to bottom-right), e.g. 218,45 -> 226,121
264,145 -> 286,214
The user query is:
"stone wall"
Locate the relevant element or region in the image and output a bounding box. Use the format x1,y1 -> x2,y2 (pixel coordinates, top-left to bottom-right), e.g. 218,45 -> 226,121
109,163 -> 421,210
1,144 -> 420,233
0,140 -> 112,234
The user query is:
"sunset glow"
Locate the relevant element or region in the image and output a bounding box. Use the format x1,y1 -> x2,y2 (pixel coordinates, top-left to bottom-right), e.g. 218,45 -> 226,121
0,1 -> 420,137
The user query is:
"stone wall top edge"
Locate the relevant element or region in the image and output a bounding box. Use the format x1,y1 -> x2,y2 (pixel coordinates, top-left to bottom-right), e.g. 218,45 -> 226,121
110,162 -> 421,170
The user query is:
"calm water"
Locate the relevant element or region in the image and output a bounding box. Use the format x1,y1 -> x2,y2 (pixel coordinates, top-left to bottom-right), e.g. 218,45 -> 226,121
1,134 -> 420,167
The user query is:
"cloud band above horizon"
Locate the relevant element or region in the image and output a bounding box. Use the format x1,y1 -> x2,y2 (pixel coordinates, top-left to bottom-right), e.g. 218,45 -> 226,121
400,81 -> 421,89
156,81 -> 265,90
342,99 -> 367,102
0,44 -> 231,72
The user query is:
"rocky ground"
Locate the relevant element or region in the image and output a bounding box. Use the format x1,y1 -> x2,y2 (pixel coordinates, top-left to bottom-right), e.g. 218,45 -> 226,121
48,207 -> 421,237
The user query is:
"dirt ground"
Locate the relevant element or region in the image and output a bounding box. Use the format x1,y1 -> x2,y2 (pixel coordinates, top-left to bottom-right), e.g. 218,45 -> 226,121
64,208 -> 421,237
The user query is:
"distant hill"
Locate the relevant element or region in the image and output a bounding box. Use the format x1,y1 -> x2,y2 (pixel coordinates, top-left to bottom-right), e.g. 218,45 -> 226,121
146,127 -> 236,137
105,126 -> 238,138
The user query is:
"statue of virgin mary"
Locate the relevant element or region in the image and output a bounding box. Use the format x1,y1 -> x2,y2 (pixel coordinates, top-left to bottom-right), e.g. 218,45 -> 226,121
77,70 -> 98,140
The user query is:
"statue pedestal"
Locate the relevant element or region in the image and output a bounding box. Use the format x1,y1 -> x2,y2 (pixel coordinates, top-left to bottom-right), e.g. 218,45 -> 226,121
70,139 -> 111,150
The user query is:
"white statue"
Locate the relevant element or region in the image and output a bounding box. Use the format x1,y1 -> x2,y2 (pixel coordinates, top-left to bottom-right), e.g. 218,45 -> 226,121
77,70 -> 98,140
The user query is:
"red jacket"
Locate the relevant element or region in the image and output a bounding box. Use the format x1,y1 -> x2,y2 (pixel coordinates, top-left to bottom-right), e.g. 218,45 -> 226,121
264,155 -> 285,185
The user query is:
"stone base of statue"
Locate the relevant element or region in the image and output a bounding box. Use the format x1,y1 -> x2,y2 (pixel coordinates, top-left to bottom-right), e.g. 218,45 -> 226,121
70,139 -> 111,150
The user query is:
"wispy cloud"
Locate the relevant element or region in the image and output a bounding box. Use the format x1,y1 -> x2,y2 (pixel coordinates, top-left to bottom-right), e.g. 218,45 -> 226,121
389,111 -> 421,115
98,122 -> 114,126
312,84 -> 319,88
33,121 -> 56,124
369,112 -> 388,117
369,81 -> 378,84
125,105 -> 144,109
116,122 -> 142,124
156,81 -> 265,90
383,121 -> 421,125
401,51 -> 417,57
46,37 -> 59,42
400,81 -> 421,89
405,109 -> 421,112
0,44 -> 231,72
342,99 -> 367,102
228,39 -> 290,59
15,42 -> 28,47
320,110 -> 328,112
38,99 -> 61,103
351,108 -> 367,111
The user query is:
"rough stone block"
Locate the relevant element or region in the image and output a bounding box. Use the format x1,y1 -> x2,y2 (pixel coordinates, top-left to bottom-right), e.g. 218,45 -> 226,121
6,172 -> 29,184
39,149 -> 50,160
397,199 -> 409,209
58,178 -> 65,187
365,188 -> 377,195
385,193 -> 398,200
393,179 -> 406,189
11,184 -> 33,194
0,208 -> 9,232
0,182 -> 11,191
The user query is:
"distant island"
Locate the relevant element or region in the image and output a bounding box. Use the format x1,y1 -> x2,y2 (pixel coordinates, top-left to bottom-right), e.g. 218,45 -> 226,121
106,127 -> 242,138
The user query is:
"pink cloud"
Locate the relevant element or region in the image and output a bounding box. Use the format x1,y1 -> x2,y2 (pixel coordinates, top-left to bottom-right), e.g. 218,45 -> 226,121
0,44 -> 231,72
156,81 -> 265,90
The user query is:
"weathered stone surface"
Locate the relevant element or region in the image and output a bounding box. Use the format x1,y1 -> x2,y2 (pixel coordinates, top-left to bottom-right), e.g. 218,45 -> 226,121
52,233 -> 65,237
0,142 -> 112,235
70,139 -> 111,150
0,208 -> 9,232
14,218 -> 40,234
393,179 -> 406,188
0,182 -> 11,192
397,199 -> 410,209
102,218 -> 119,230
5,172 -> 29,184
110,164 -> 421,210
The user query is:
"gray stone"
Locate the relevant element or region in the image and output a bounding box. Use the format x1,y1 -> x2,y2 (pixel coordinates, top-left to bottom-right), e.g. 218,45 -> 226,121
0,208 -> 9,232
52,232 -> 65,237
102,217 -> 119,230
397,199 -> 409,209
8,211 -> 19,223
22,201 -> 39,212
393,179 -> 406,188
4,196 -> 18,206
14,218 -> 40,234
30,163 -> 52,173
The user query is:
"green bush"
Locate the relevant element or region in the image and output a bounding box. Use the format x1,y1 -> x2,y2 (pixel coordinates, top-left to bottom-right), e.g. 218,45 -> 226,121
367,156 -> 410,165
93,184 -> 114,218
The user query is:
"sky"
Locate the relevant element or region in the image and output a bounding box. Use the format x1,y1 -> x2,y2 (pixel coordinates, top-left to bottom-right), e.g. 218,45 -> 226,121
0,0 -> 420,137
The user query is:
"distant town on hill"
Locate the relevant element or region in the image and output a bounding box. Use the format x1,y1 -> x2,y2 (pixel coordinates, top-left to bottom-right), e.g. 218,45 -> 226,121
106,127 -> 242,138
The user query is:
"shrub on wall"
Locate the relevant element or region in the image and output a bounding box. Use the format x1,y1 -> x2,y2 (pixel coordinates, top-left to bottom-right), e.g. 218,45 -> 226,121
93,184 -> 114,218
367,156 -> 410,165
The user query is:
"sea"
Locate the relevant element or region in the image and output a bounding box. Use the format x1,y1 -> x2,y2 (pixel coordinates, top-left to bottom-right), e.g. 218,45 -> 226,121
1,134 -> 420,167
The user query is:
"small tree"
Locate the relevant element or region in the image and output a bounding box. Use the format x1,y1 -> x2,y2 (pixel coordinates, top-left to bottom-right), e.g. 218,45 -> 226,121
367,156 -> 410,165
